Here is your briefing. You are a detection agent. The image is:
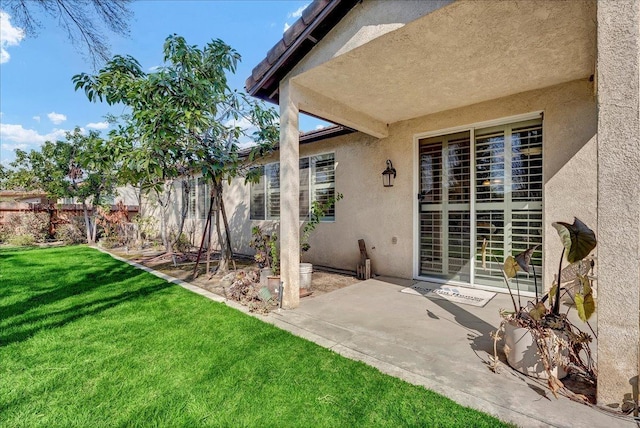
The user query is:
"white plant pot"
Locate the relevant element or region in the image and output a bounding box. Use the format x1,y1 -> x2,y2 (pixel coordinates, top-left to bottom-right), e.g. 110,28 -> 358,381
260,268 -> 273,287
503,321 -> 567,380
299,263 -> 313,289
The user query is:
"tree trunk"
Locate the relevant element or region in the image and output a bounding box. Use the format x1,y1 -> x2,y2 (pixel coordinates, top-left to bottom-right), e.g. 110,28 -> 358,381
90,192 -> 100,244
171,177 -> 190,251
155,187 -> 171,254
214,190 -> 228,273
82,202 -> 93,244
219,188 -> 233,262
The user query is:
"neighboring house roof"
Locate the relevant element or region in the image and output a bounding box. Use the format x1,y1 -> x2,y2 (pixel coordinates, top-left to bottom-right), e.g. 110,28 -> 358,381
238,124 -> 355,158
0,190 -> 48,202
245,0 -> 360,104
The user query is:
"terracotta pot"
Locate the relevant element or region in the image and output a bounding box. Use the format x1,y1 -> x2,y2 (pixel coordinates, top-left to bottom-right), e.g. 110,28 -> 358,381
503,321 -> 567,379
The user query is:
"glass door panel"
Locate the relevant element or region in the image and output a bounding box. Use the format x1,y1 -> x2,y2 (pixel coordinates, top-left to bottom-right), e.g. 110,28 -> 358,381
473,120 -> 543,292
418,132 -> 471,282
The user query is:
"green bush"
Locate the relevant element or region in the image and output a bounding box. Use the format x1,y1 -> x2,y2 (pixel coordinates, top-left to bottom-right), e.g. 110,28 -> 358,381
55,217 -> 87,245
173,233 -> 192,253
7,233 -> 36,247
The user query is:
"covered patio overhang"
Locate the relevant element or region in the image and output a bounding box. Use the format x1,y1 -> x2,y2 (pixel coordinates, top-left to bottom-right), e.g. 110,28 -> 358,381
283,0 -> 596,138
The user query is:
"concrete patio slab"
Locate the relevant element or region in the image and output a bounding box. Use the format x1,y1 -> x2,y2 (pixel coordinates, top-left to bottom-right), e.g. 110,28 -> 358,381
265,278 -> 635,428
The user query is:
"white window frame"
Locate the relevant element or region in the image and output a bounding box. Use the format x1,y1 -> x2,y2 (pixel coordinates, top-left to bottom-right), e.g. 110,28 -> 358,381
250,152 -> 337,222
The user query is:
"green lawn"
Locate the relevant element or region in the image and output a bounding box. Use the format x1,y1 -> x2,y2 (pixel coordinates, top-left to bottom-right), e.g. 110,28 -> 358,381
0,246 -> 511,427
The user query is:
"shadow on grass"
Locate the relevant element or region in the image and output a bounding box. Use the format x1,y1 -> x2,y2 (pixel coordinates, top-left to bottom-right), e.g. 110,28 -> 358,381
0,264 -> 149,320
1,282 -> 172,347
1,247 -> 175,347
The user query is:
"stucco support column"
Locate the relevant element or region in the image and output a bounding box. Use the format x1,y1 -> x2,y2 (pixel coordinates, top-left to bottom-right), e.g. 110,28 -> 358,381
279,80 -> 300,309
596,0 -> 640,407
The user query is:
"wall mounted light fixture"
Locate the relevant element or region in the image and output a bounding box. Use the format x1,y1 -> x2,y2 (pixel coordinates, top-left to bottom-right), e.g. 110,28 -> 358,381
382,159 -> 397,187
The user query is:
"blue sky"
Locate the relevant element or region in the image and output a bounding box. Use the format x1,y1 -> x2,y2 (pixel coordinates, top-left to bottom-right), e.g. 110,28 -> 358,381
0,1 -> 326,166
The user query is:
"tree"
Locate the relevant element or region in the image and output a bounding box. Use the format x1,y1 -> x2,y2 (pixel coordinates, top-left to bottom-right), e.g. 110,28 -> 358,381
4,0 -> 132,67
7,128 -> 119,243
73,35 -> 279,270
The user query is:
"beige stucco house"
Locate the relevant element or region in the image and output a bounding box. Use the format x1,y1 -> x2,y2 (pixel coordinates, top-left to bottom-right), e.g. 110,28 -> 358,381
237,0 -> 638,410
161,0 -> 638,408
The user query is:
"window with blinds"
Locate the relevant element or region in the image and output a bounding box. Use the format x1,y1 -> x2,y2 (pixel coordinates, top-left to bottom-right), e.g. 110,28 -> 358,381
473,119 -> 543,291
418,132 -> 471,282
182,178 -> 196,219
250,166 -> 265,220
265,163 -> 280,220
197,177 -> 210,219
417,118 -> 543,292
250,153 -> 336,221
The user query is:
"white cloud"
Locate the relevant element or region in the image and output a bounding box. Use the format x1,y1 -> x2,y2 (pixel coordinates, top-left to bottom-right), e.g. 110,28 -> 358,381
0,123 -> 67,145
225,117 -> 254,132
283,3 -> 309,33
0,11 -> 24,64
47,112 -> 67,125
2,142 -> 28,151
148,65 -> 160,72
86,121 -> 109,130
32,115 -> 40,122
288,3 -> 310,19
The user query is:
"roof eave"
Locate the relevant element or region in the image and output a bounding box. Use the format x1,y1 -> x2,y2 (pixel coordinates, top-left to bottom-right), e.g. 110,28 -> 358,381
245,0 -> 360,105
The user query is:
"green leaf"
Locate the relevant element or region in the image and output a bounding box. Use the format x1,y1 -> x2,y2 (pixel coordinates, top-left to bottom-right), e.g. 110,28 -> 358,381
503,256 -> 519,278
574,278 -> 595,322
552,218 -> 597,263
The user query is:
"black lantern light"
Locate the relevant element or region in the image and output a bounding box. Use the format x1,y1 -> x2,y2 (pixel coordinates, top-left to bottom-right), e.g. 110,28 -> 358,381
382,159 -> 396,187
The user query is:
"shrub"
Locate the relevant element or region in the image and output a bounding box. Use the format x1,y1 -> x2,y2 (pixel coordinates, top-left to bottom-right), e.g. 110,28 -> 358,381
3,212 -> 50,243
173,233 -> 192,253
55,216 -> 87,245
7,233 -> 36,247
98,236 -> 121,249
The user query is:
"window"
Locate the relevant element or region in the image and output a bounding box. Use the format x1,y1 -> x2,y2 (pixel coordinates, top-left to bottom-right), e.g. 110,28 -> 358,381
197,177 -> 211,219
250,153 -> 336,221
183,177 -> 215,220
182,178 -> 196,219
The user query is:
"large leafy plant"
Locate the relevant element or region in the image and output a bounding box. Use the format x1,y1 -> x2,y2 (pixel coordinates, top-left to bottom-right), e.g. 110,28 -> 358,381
492,217 -> 597,399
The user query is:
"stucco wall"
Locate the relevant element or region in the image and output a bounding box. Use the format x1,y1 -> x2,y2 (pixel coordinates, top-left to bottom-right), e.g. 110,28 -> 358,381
210,79 -> 596,286
596,0 -> 640,407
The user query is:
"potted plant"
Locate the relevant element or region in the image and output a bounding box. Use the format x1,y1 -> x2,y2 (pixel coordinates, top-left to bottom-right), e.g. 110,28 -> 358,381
491,217 -> 597,399
299,193 -> 343,289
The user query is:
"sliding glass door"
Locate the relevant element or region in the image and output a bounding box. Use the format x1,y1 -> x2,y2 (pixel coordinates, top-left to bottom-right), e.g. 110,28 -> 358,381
417,119 -> 543,292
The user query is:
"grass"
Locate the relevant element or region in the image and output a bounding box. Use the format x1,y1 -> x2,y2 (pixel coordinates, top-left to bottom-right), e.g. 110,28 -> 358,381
0,246 -> 512,427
